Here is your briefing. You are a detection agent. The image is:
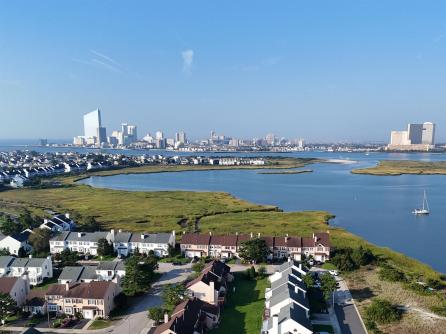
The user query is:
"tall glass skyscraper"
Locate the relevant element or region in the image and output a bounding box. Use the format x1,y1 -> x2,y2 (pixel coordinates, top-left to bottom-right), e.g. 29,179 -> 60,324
84,109 -> 106,144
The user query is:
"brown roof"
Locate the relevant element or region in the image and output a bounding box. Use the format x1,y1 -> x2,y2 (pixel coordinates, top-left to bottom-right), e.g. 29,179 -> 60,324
46,281 -> 116,299
181,233 -> 211,245
315,232 -> 330,247
0,277 -> 19,293
262,236 -> 275,248
236,234 -> 251,246
274,236 -> 302,247
210,235 -> 237,247
25,290 -> 46,307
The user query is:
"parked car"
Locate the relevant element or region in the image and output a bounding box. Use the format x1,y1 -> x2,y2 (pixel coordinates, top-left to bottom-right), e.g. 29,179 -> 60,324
329,270 -> 338,276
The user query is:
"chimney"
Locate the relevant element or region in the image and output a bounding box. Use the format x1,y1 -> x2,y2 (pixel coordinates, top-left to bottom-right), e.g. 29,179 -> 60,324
111,229 -> 115,235
118,229 -> 122,233
65,213 -> 70,219
183,231 -> 186,235
287,257 -> 291,263
258,233 -> 261,238
286,233 -> 289,237
295,285 -> 298,293
236,232 -> 238,236
65,282 -> 70,291
141,233 -> 145,240
77,232 -> 83,238
250,232 -> 253,239
164,312 -> 169,324
272,314 -> 279,334
44,218 -> 48,224
172,230 -> 176,238
28,254 -> 33,259
209,231 -> 212,236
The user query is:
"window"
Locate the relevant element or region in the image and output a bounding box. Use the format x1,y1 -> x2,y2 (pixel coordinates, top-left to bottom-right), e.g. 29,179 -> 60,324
65,307 -> 73,314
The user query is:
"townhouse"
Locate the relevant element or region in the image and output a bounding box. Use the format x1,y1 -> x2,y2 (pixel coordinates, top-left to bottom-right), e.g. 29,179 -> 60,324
40,213 -> 75,232
58,266 -> 98,284
0,231 -> 33,256
154,298 -> 220,334
45,281 -> 120,319
186,260 -> 232,306
180,232 -> 331,262
0,276 -> 30,306
50,230 -> 175,257
4,255 -> 53,285
262,260 -> 313,334
49,231 -> 111,255
23,290 -> 47,315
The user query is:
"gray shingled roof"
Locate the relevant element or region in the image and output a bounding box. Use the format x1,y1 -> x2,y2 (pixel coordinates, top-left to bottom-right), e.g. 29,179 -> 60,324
268,283 -> 309,311
96,261 -> 117,271
66,231 -> 109,242
27,258 -> 48,267
50,231 -> 70,242
130,232 -> 171,244
113,232 -> 132,243
271,271 -> 306,292
79,266 -> 98,281
10,258 -> 29,267
0,256 -> 14,268
266,303 -> 312,332
58,266 -> 83,282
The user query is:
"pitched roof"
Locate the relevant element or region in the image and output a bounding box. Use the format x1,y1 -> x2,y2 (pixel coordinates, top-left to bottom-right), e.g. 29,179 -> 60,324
130,232 -> 172,244
50,231 -> 70,242
96,261 -> 118,271
58,266 -> 84,282
181,233 -> 211,246
66,231 -> 109,242
113,232 -> 132,243
46,281 -> 116,299
0,255 -> 15,268
0,277 -> 20,293
10,258 -> 29,267
25,290 -> 46,307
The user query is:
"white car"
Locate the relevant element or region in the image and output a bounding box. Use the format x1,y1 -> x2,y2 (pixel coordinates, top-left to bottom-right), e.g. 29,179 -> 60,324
329,270 -> 339,276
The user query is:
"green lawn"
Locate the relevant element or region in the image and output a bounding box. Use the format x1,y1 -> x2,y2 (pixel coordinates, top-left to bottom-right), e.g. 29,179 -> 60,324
88,319 -> 112,330
213,273 -> 269,334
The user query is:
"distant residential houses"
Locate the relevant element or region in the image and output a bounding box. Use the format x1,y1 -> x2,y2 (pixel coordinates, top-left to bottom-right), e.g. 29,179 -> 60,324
0,230 -> 33,256
40,213 -> 75,232
58,261 -> 126,284
0,255 -> 53,285
262,260 -> 313,334
180,232 -> 330,262
50,230 -> 176,257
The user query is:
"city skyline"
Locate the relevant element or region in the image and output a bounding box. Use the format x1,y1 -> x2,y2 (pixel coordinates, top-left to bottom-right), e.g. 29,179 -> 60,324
2,1 -> 446,141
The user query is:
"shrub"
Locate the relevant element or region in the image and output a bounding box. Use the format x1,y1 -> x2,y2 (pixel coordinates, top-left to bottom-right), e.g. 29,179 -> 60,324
365,298 -> 401,324
378,266 -> 406,282
257,265 -> 267,278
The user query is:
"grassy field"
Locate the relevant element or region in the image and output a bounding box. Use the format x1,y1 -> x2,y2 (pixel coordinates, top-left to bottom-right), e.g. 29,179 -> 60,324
66,157 -> 320,183
346,267 -> 446,334
352,160 -> 446,176
213,273 -> 269,334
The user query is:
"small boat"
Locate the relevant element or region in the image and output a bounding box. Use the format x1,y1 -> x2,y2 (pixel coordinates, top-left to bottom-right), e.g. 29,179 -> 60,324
413,191 -> 430,215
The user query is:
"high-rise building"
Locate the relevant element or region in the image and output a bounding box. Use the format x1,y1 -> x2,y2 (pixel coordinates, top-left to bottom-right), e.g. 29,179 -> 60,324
390,131 -> 410,145
175,131 -> 187,144
407,123 -> 423,144
155,131 -> 164,140
422,122 -> 435,145
83,109 -> 106,144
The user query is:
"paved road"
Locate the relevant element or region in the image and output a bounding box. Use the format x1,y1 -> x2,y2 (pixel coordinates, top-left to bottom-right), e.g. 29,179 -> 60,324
334,304 -> 367,334
110,263 -> 192,334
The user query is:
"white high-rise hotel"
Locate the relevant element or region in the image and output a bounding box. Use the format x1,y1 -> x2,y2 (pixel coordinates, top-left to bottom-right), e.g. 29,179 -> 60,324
389,122 -> 436,148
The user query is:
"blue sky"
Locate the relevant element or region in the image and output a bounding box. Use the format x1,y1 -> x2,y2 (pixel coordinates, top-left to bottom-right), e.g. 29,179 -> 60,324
1,1 -> 446,142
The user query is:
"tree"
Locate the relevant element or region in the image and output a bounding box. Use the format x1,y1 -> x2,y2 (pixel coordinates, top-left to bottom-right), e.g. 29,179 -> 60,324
55,249 -> 79,267
330,252 -> 358,272
122,255 -> 155,296
303,273 -> 316,288
192,261 -> 205,273
97,238 -> 115,257
365,298 -> 401,324
148,307 -> 165,324
17,247 -> 27,258
18,210 -> 35,229
320,273 -> 337,301
80,216 -> 101,232
378,266 -> 406,282
0,215 -> 23,235
239,239 -> 270,263
351,246 -> 375,266
162,284 -> 187,311
245,266 -> 257,280
0,292 -> 17,323
29,229 -> 51,254
257,265 -> 267,278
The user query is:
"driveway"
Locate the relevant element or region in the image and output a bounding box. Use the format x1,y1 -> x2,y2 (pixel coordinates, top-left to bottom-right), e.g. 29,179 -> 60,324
109,263 -> 192,334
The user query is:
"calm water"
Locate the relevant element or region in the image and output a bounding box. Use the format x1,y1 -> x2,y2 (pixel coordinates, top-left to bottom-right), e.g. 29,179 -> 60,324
77,152 -> 446,272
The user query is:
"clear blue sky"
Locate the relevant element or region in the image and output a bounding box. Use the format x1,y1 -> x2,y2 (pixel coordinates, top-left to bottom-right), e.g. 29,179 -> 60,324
1,1 -> 446,142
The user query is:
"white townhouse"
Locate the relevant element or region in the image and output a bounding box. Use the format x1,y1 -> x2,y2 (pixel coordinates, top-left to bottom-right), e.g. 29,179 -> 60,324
50,230 -> 175,257
49,231 -> 110,256
0,231 -> 33,256
7,256 -> 53,286
40,213 -> 75,232
128,231 -> 176,256
95,261 -> 126,281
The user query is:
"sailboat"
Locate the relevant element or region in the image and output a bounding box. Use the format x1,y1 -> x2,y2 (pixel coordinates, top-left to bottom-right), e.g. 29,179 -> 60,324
413,191 -> 430,215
